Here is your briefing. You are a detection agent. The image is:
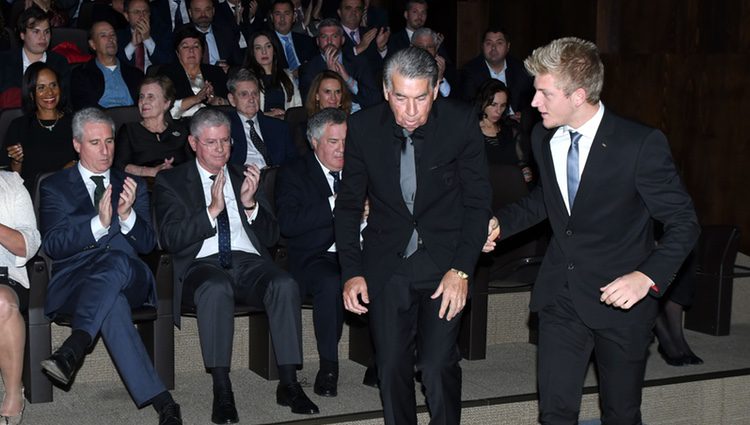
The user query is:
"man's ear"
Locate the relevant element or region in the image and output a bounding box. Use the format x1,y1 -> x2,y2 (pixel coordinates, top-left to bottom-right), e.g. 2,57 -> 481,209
382,83 -> 389,101
73,138 -> 81,154
228,92 -> 237,108
187,135 -> 198,152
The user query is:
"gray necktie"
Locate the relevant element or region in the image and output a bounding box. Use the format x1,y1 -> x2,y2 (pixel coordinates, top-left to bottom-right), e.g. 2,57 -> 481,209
400,129 -> 419,257
567,131 -> 582,209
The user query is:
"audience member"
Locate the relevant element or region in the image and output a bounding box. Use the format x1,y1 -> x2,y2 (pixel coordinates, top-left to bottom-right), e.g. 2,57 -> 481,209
114,76 -> 191,178
188,0 -> 244,69
475,79 -> 533,183
0,170 -> 41,425
387,0 -> 447,59
71,21 -> 144,110
241,30 -> 302,119
338,0 -> 388,71
214,0 -> 266,44
276,107 -> 347,398
304,70 -> 352,116
39,108 -> 183,425
299,18 -> 380,109
226,69 -> 297,168
157,25 -> 229,119
270,0 -> 317,73
117,0 -> 174,72
3,63 -> 76,193
411,27 -> 456,98
0,7 -> 71,110
460,27 -> 534,117
153,108 -> 320,422
150,0 -> 189,32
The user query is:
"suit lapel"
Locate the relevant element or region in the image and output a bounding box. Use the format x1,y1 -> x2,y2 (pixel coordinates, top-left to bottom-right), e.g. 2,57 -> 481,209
68,167 -> 96,218
306,153 -> 333,197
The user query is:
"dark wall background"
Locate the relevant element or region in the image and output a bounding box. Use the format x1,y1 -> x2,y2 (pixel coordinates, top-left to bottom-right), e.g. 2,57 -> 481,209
454,0 -> 750,252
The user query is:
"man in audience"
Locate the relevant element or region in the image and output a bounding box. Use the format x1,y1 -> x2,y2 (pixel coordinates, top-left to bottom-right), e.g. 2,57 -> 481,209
72,21 -> 144,110
226,69 -> 297,168
460,27 -> 534,117
411,27 -> 456,98
117,0 -> 174,72
39,108 -> 182,425
276,108 -> 347,398
153,107 -> 319,423
270,0 -> 317,73
150,0 -> 189,32
0,7 -> 71,109
338,0 -> 389,71
299,18 -> 380,109
213,0 -> 265,50
387,0 -> 447,59
189,0 -> 244,68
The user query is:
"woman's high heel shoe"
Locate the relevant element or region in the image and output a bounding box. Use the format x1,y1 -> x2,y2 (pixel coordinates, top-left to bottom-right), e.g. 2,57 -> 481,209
1,387 -> 24,425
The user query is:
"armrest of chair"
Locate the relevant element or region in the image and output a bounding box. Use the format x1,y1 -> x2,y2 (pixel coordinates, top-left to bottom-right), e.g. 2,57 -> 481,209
142,250 -> 174,316
26,255 -> 49,326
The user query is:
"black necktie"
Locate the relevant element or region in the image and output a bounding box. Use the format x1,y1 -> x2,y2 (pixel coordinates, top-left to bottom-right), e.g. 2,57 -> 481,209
209,175 -> 232,268
247,120 -> 269,163
329,170 -> 340,193
400,129 -> 419,257
173,0 -> 183,27
90,175 -> 106,212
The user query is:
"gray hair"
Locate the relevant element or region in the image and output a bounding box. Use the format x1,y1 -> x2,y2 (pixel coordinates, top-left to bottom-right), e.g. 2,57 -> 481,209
189,108 -> 231,139
524,37 -> 604,104
383,47 -> 438,92
317,18 -> 343,37
227,68 -> 260,94
306,107 -> 347,146
411,27 -> 439,46
72,107 -> 115,142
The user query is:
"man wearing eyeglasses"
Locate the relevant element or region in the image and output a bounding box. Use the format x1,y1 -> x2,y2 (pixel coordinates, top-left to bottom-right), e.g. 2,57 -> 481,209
153,107 -> 319,423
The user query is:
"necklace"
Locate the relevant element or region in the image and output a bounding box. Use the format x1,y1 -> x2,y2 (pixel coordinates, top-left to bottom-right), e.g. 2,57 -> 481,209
37,112 -> 61,132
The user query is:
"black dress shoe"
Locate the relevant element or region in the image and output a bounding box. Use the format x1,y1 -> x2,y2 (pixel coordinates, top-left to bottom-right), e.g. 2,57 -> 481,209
158,402 -> 183,425
684,352 -> 704,365
40,347 -> 81,387
211,390 -> 239,424
314,370 -> 338,397
276,382 -> 320,414
362,365 -> 378,388
657,345 -> 686,367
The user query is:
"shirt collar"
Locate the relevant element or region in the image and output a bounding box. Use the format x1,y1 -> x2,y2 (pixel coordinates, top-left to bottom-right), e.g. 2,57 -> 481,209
78,162 -> 111,183
238,111 -> 258,126
195,160 -> 226,182
22,49 -> 47,69
566,101 -> 605,140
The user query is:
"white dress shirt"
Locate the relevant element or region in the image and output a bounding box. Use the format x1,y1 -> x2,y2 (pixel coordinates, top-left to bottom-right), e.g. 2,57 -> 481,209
22,50 -> 47,75
238,112 -> 267,168
77,163 -> 136,240
0,171 -> 41,288
549,102 -> 605,214
123,37 -> 157,70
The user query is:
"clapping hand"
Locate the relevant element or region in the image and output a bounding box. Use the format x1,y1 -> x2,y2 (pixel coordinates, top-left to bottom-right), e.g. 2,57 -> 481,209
240,164 -> 261,211
117,177 -> 138,221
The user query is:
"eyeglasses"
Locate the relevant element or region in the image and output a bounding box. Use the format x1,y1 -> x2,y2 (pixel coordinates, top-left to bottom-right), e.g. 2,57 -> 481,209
196,137 -> 233,149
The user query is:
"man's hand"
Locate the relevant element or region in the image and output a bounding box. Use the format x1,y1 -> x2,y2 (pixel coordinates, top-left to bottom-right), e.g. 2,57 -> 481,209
208,170 -> 226,218
98,185 -> 113,228
375,27 -> 390,51
355,28 -> 377,55
240,164 -> 261,209
324,45 -> 339,71
117,177 -> 138,220
153,157 -> 175,176
435,55 -> 446,84
343,276 -> 369,314
482,216 -> 500,253
136,17 -> 151,41
431,270 -> 468,321
248,0 -> 258,19
600,271 -> 654,310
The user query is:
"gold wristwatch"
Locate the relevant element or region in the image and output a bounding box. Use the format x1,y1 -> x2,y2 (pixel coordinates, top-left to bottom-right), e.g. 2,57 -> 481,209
450,268 -> 469,280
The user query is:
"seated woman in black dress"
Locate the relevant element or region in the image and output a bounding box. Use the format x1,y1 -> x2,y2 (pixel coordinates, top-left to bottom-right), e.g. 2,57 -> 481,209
3,62 -> 76,193
242,29 -> 301,119
475,79 -> 533,184
114,76 -> 191,177
157,25 -> 229,119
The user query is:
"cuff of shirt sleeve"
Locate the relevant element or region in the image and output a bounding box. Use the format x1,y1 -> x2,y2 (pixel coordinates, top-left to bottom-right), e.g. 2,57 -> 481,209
119,210 -> 137,234
90,216 -> 109,241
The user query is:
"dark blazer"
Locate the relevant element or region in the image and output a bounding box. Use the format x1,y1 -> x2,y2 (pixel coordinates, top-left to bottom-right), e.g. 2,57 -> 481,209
214,1 -> 266,44
341,26 -> 383,72
335,99 -> 492,297
116,26 -> 175,67
202,24 -> 244,66
496,110 -> 700,328
276,151 -> 335,272
157,62 -> 229,100
299,53 -> 381,108
0,48 -> 71,109
40,167 -> 156,317
459,53 -> 534,111
71,58 -> 144,110
228,110 -> 297,167
152,160 -> 278,325
272,31 -> 317,70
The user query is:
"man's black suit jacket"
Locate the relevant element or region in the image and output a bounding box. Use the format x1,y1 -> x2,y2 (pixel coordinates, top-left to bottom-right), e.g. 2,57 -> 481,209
273,31 -> 317,70
153,160 -> 279,326
227,111 -> 297,167
341,26 -> 383,72
335,99 -> 492,297
201,24 -> 244,66
214,0 -> 266,43
459,54 -> 534,112
71,58 -> 144,110
116,26 -> 175,68
299,53 -> 381,108
497,109 -> 700,328
276,151 -> 335,273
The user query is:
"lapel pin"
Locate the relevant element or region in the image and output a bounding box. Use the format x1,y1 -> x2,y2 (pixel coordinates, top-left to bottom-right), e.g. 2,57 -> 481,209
601,143 -> 607,148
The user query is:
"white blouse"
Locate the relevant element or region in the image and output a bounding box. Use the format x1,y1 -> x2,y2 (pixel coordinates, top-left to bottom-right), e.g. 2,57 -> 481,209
0,171 -> 41,288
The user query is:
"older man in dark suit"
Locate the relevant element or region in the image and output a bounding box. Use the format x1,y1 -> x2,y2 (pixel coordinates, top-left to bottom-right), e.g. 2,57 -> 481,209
39,108 -> 182,425
153,108 -> 318,424
335,47 -> 492,425
485,37 -> 700,424
117,0 -> 174,72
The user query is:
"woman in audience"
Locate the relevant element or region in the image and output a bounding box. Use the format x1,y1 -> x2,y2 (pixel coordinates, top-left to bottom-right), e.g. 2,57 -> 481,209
157,26 -> 228,119
114,76 -> 191,177
304,70 -> 352,117
242,30 -> 301,119
475,79 -> 533,183
0,170 -> 41,425
4,62 -> 76,193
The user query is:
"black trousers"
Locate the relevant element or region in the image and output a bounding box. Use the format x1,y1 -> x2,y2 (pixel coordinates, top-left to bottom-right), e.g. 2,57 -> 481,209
183,251 -> 302,368
294,252 -> 343,364
368,249 -> 463,425
537,285 -> 654,425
